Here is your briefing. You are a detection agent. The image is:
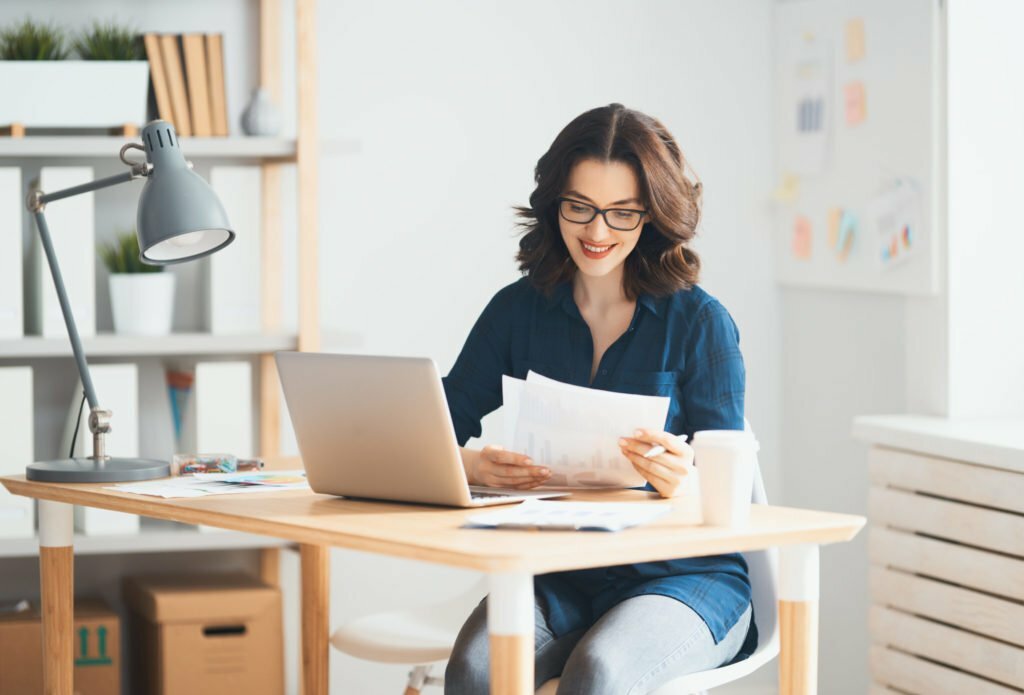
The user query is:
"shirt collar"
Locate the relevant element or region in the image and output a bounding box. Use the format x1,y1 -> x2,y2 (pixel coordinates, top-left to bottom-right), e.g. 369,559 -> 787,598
544,281 -> 667,319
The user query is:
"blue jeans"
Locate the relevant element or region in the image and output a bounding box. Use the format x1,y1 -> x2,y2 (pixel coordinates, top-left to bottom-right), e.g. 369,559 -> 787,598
445,594 -> 753,695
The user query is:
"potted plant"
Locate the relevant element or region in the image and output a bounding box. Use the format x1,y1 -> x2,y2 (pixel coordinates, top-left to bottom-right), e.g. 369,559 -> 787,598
100,231 -> 175,336
0,19 -> 149,129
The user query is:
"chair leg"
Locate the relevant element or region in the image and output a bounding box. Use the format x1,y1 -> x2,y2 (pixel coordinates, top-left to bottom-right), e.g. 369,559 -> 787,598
405,664 -> 431,694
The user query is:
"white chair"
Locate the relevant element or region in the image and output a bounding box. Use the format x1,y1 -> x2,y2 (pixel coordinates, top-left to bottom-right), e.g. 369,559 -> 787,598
535,458 -> 780,694
330,578 -> 487,694
331,424 -> 778,695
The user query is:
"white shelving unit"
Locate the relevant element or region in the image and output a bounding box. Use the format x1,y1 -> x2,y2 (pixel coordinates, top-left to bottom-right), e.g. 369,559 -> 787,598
0,522 -> 293,559
0,333 -> 299,359
0,0 -> 324,583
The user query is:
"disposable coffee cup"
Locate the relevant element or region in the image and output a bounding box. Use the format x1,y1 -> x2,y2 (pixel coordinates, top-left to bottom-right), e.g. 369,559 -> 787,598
692,430 -> 759,527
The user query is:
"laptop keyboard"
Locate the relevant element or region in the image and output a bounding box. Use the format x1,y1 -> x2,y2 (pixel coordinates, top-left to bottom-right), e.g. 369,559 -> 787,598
470,490 -> 515,500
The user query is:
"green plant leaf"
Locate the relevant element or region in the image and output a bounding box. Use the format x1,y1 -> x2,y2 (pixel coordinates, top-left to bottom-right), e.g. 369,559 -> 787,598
98,230 -> 162,274
0,18 -> 69,60
73,20 -> 143,61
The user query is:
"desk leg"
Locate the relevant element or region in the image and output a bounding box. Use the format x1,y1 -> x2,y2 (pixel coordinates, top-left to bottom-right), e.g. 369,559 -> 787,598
488,572 -> 533,695
39,500 -> 74,695
300,544 -> 329,695
779,543 -> 820,695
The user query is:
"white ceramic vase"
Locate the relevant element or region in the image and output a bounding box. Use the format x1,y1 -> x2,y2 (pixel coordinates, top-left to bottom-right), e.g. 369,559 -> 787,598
109,273 -> 175,336
240,87 -> 282,136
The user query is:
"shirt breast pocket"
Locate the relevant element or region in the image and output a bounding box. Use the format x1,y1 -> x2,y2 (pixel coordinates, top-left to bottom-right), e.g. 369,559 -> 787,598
611,370 -> 677,397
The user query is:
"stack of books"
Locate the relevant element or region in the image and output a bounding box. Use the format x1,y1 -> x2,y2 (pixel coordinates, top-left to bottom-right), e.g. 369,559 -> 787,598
142,33 -> 229,137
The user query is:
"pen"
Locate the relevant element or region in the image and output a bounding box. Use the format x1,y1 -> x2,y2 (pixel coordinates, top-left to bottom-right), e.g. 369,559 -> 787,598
642,434 -> 687,459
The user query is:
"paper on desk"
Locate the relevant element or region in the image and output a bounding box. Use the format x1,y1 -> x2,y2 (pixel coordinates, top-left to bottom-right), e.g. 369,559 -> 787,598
464,498 -> 671,532
109,470 -> 309,498
501,372 -> 670,488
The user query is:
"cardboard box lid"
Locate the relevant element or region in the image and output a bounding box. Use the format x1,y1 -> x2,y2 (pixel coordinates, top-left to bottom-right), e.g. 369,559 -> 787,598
124,573 -> 280,624
0,598 -> 116,625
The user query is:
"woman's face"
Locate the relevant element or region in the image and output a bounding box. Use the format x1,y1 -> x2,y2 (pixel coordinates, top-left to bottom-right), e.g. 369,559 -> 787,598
558,158 -> 645,280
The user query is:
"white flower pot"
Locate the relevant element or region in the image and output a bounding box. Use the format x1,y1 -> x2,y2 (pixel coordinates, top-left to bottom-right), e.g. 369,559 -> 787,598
0,61 -> 149,128
109,273 -> 175,336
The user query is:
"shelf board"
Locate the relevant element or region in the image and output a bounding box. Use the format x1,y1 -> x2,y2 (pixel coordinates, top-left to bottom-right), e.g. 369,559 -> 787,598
0,524 -> 291,559
0,136 -> 297,160
0,332 -> 299,359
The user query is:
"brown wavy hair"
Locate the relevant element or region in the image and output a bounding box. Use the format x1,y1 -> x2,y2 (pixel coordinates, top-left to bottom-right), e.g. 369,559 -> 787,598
515,103 -> 703,299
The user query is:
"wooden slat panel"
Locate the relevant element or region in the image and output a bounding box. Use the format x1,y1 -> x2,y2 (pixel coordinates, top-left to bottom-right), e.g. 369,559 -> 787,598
869,686 -> 903,695
869,487 -> 1024,557
870,645 -> 1022,695
870,527 -> 1024,601
870,606 -> 1024,689
870,446 -> 1024,513
870,567 -> 1024,647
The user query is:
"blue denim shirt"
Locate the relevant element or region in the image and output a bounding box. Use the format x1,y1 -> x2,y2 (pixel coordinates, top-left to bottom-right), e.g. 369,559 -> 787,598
442,276 -> 756,655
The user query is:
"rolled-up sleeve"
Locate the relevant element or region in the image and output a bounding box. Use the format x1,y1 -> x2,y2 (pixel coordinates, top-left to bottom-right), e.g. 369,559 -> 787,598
441,286 -> 516,446
678,300 -> 745,438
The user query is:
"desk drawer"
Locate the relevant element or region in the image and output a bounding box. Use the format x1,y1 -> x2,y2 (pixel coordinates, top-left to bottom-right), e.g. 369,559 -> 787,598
868,445 -> 1024,694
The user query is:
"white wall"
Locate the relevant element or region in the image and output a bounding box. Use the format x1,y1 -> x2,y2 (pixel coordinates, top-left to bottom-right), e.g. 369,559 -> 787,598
316,1 -> 779,692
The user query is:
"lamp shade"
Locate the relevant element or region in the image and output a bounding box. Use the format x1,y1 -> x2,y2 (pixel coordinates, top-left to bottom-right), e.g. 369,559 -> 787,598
135,120 -> 234,264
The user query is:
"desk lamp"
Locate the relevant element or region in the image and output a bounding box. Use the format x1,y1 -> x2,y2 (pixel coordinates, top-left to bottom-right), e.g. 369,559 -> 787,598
25,120 -> 234,483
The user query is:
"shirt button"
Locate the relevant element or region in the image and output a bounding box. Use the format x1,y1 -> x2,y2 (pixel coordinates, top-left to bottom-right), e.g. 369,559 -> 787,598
600,369 -> 607,376
628,327 -> 635,332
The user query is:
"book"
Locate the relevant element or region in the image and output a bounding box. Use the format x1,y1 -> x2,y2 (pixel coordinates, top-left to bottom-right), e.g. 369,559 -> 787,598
62,364 -> 141,535
205,34 -> 229,136
159,34 -> 192,137
28,167 -> 96,338
178,361 -> 254,457
181,34 -> 212,137
0,367 -> 34,538
143,33 -> 174,124
207,166 -> 262,333
0,168 -> 22,339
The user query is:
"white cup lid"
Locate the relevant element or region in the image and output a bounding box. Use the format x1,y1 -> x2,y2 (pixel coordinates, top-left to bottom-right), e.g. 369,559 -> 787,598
691,429 -> 760,452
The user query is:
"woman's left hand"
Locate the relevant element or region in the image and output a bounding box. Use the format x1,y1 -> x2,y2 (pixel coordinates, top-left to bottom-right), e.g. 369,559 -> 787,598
618,429 -> 695,498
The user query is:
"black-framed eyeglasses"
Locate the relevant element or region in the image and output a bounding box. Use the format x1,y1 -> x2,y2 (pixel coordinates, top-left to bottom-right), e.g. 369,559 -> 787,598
557,197 -> 647,232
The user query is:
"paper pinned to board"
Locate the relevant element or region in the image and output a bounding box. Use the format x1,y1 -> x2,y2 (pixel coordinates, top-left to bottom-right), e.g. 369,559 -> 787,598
501,372 -> 670,488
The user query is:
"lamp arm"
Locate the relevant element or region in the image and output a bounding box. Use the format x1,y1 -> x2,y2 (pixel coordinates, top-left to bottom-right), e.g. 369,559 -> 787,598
27,167 -> 147,458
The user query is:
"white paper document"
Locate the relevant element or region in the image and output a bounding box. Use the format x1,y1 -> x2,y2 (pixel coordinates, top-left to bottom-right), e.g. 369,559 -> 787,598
110,470 -> 308,498
465,498 -> 671,532
502,371 -> 671,488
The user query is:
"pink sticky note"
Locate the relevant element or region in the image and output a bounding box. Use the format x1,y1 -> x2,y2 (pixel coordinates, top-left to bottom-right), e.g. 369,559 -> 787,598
792,215 -> 812,260
845,82 -> 867,125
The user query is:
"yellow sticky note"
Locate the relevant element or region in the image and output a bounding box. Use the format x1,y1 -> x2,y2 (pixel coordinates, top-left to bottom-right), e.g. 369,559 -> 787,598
846,18 -> 865,62
792,216 -> 812,260
772,173 -> 801,203
845,81 -> 867,125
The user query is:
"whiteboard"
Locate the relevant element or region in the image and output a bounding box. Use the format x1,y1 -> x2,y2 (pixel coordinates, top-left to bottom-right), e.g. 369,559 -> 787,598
773,0 -> 942,295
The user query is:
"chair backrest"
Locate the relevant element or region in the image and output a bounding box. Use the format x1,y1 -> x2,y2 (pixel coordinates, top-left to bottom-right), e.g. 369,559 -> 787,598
743,418 -> 779,650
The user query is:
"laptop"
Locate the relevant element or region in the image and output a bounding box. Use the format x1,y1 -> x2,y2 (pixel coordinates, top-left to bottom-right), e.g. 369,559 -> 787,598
275,351 -> 567,507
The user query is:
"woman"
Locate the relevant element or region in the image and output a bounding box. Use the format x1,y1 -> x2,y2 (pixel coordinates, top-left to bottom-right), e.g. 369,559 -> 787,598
442,103 -> 756,694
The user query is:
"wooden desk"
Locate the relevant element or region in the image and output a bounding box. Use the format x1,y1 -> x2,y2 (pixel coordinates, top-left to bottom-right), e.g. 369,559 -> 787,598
0,476 -> 863,695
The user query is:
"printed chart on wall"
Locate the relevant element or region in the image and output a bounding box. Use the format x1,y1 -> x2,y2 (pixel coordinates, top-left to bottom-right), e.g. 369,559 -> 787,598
772,0 -> 941,294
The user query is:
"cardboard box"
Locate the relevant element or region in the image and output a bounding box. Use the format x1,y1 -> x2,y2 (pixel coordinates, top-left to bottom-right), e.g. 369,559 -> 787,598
124,573 -> 283,695
0,598 -> 120,695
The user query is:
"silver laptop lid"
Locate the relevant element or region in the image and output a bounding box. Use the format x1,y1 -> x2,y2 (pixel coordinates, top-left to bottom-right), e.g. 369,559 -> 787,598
275,351 -> 472,506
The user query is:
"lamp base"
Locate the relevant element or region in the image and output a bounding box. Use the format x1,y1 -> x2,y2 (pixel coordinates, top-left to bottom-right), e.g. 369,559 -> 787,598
26,457 -> 170,483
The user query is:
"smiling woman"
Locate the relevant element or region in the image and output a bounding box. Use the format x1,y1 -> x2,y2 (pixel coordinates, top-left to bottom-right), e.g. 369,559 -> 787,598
441,103 -> 754,694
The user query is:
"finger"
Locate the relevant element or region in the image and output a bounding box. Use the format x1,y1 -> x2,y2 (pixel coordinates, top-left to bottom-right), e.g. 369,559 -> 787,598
490,462 -> 550,480
484,447 -> 534,467
619,440 -> 690,473
632,429 -> 686,455
618,437 -> 674,460
625,450 -> 686,481
630,458 -> 677,493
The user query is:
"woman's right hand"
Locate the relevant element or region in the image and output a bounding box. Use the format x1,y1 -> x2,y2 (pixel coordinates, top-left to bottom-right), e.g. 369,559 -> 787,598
469,445 -> 552,489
